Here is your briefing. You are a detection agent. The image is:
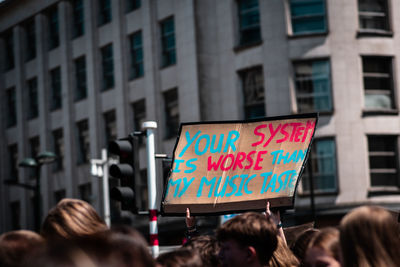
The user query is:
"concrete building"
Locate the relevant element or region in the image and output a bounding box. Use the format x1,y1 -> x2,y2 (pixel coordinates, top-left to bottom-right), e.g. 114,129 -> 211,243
1,0 -> 399,240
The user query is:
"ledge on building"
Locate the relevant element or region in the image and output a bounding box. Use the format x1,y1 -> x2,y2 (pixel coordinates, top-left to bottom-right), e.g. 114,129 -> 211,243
356,29 -> 393,38
362,109 -> 398,117
368,187 -> 400,197
287,31 -> 328,40
233,40 -> 262,53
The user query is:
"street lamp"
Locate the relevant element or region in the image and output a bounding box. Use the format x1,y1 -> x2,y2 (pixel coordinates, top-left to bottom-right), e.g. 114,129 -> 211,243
8,151 -> 57,232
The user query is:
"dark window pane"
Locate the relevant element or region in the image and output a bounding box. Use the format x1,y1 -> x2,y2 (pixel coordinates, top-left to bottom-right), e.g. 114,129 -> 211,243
240,67 -> 265,119
25,19 -> 36,61
27,78 -> 38,119
53,129 -> 64,172
358,0 -> 390,31
10,201 -> 21,230
76,119 -> 90,164
126,0 -> 141,13
161,17 -> 176,67
104,110 -> 116,146
79,183 -> 92,203
164,89 -> 179,139
75,56 -> 87,101
98,0 -> 112,26
6,87 -> 17,127
72,0 -> 85,38
290,0 -> 327,34
50,67 -> 62,111
54,189 -> 66,204
129,31 -> 144,79
101,44 -> 114,90
238,0 -> 261,45
3,30 -> 14,71
8,144 -> 18,182
48,6 -> 59,50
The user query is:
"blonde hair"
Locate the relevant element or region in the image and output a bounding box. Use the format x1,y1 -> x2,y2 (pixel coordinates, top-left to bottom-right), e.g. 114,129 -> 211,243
340,205 -> 400,267
269,237 -> 299,267
41,198 -> 108,241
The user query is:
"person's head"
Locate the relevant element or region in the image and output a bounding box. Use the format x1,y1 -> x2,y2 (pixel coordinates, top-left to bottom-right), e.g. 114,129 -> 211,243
0,230 -> 45,267
216,212 -> 278,267
304,227 -> 340,267
183,235 -> 220,267
290,228 -> 320,266
156,248 -> 203,267
340,205 -> 400,267
269,237 -> 299,267
41,198 -> 108,242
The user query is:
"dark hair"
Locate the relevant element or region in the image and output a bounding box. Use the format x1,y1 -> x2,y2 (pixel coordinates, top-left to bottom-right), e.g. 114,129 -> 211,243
309,227 -> 339,261
41,198 -> 107,242
183,235 -> 220,267
157,248 -> 203,267
0,230 -> 45,267
217,212 -> 278,265
290,228 -> 320,265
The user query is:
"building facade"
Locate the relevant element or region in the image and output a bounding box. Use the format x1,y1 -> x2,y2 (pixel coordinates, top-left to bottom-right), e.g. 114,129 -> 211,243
1,0 -> 400,239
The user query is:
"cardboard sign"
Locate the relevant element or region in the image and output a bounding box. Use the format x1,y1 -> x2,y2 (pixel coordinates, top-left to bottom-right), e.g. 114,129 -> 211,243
161,114 -> 318,216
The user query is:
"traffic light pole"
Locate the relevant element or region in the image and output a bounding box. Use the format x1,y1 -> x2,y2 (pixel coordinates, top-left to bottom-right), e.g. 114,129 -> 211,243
142,121 -> 159,257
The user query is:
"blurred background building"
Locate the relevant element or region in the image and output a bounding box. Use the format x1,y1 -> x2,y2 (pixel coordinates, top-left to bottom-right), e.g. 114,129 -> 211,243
1,0 -> 400,242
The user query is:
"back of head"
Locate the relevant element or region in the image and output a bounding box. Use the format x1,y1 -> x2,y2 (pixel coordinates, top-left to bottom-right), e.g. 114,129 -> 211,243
216,212 -> 278,265
340,205 -> 400,267
269,237 -> 299,267
156,248 -> 203,267
183,235 -> 220,267
41,198 -> 108,242
309,227 -> 339,261
0,230 -> 45,267
290,228 -> 320,265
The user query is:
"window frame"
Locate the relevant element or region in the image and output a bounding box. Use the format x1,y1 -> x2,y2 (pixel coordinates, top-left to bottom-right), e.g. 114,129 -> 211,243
361,56 -> 397,114
292,58 -> 333,114
160,16 -> 176,68
47,6 -> 60,50
367,135 -> 400,194
236,0 -> 262,47
72,0 -> 85,38
76,119 -> 90,165
357,0 -> 392,37
50,67 -> 62,111
2,29 -> 15,71
129,31 -> 144,80
300,137 -> 339,196
100,44 -> 115,91
24,18 -> 36,61
52,128 -> 64,172
74,56 -> 87,101
98,0 -> 112,26
6,87 -> 17,128
27,77 -> 39,120
287,0 -> 328,37
103,110 -> 116,147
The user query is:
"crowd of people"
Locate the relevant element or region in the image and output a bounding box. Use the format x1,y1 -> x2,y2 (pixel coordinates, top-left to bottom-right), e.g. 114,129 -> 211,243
0,198 -> 399,267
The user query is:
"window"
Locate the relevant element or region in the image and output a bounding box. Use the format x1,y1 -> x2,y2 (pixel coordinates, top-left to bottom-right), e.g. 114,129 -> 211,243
54,189 -> 66,204
126,0 -> 141,13
101,44 -> 114,91
6,87 -> 17,128
237,0 -> 261,46
8,144 -> 18,182
24,19 -> 36,61
76,119 -> 90,164
10,201 -> 21,230
47,6 -> 59,50
27,77 -> 39,119
52,129 -> 64,172
368,135 -> 399,187
98,0 -> 112,26
79,183 -> 92,203
129,31 -> 144,80
160,17 -> 176,67
3,30 -> 14,71
74,56 -> 87,101
72,0 -> 84,38
163,88 -> 179,139
50,67 -> 62,111
289,0 -> 327,35
358,0 -> 390,33
294,59 -> 332,113
239,67 -> 265,119
104,110 -> 116,147
133,99 -> 146,145
28,136 -> 40,180
362,56 -> 395,111
302,138 -> 337,193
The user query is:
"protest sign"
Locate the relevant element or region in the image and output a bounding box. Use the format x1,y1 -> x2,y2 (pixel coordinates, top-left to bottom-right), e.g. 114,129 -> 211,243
161,113 -> 318,215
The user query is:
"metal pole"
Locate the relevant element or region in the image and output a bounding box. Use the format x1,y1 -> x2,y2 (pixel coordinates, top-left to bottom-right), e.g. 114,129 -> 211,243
142,121 -> 159,257
102,149 -> 111,227
34,165 -> 41,232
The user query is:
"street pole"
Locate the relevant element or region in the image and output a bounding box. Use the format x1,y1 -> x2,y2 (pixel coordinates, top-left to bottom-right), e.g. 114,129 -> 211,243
34,165 -> 41,232
142,121 -> 159,257
102,149 -> 111,227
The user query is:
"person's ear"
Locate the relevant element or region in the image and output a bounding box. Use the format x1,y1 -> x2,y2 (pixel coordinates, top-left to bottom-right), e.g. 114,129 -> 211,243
246,246 -> 258,263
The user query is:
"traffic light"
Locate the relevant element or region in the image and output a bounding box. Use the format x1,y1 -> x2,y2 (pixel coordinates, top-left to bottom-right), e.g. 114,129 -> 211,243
108,134 -> 140,214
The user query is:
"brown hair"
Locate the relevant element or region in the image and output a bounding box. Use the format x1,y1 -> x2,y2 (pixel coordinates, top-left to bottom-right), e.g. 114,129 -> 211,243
156,248 -> 203,267
290,228 -> 320,265
308,227 -> 339,261
216,212 -> 278,265
340,205 -> 400,267
41,198 -> 108,242
0,230 -> 45,267
183,235 -> 220,267
269,237 -> 299,267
